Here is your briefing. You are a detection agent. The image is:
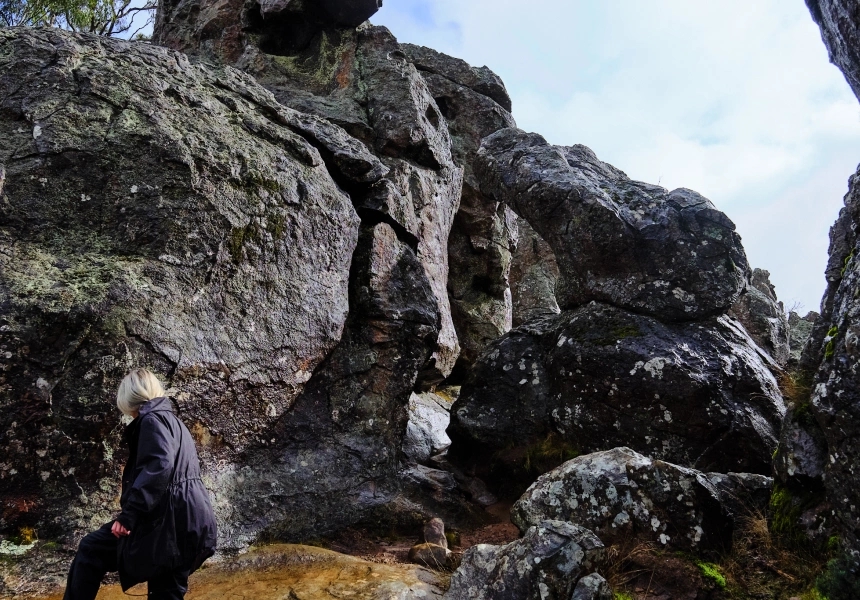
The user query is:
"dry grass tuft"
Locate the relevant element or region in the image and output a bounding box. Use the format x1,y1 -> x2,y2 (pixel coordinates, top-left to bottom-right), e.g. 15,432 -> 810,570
719,509 -> 829,597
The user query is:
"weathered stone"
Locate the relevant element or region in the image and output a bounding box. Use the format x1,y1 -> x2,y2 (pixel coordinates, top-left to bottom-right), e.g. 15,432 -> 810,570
402,392 -> 453,465
443,521 -> 604,600
788,310 -> 818,366
408,543 -> 450,569
317,0 -> 382,27
402,44 -> 518,375
773,402 -> 828,489
0,28 -> 359,541
729,268 -> 790,365
476,129 -> 750,321
806,0 -> 860,102
705,472 -> 773,518
509,219 -> 561,327
155,7 -> 466,384
401,44 -> 513,112
448,303 -> 785,489
570,573 -> 612,600
512,449 -> 734,553
423,517 -> 448,548
2,544 -> 447,600
380,464 -> 490,533
379,158 -> 462,384
213,222 -> 440,548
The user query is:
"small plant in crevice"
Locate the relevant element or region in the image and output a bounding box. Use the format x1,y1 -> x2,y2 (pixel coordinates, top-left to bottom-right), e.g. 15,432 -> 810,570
696,561 -> 727,589
824,326 -> 839,360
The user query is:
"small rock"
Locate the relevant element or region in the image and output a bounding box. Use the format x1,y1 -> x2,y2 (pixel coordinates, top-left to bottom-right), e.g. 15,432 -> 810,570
424,518 -> 448,549
408,542 -> 450,569
444,520 -> 604,600
571,573 -> 612,600
511,448 -> 734,553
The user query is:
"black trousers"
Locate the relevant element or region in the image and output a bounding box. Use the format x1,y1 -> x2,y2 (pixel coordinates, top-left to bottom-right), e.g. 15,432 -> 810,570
63,522 -> 190,600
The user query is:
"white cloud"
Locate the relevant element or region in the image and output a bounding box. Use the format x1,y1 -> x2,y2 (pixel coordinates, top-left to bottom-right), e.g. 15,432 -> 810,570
374,0 -> 860,312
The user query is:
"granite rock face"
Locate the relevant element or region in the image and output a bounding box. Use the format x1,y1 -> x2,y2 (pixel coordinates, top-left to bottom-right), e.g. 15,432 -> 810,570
402,391 -> 453,465
789,311 -> 819,366
729,268 -> 790,365
807,0 -> 860,102
509,219 -> 561,327
402,44 -> 518,375
448,303 -> 785,485
444,520 -> 604,600
476,129 -> 750,321
213,222 -> 440,547
800,1 -> 860,557
0,28 -> 360,540
511,448 -> 734,553
157,0 -> 466,384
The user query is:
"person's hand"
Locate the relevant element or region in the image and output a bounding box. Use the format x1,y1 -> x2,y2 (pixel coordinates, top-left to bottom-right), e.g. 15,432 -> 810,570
111,520 -> 131,538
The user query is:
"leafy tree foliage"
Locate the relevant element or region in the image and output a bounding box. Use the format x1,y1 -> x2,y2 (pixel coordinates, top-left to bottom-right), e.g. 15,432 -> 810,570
0,0 -> 155,37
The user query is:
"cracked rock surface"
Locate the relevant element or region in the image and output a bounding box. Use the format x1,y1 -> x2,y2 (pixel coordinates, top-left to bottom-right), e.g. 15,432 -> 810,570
511,448 -> 734,553
448,303 -> 785,486
476,129 -> 750,321
728,268 -> 790,366
444,520 -> 605,600
0,27 -> 360,542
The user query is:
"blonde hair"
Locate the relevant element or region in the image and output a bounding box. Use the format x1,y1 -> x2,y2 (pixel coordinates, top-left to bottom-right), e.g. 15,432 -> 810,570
116,368 -> 165,416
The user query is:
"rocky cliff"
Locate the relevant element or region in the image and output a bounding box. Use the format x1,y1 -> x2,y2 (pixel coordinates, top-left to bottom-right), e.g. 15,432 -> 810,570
1,0 -> 849,597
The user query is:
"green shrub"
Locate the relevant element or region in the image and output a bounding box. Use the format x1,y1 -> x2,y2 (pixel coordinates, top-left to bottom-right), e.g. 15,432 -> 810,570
613,593 -> 634,600
816,554 -> 860,600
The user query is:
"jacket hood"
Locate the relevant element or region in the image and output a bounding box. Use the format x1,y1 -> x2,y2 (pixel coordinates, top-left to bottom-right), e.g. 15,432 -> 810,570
139,396 -> 175,416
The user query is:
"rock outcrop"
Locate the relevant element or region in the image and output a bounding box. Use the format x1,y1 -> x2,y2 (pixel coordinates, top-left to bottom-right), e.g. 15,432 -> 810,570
729,268 -> 790,365
803,0 -> 860,560
509,219 -> 560,327
444,520 -> 605,600
448,303 -> 785,485
511,448 -> 734,553
402,44 -> 518,375
788,310 -> 818,366
0,28 -> 361,541
402,391 -> 453,465
806,0 -> 860,102
217,222 -> 440,547
476,129 -> 750,321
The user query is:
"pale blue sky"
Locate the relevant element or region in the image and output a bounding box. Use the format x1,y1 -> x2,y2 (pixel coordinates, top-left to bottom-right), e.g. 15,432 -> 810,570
372,0 -> 860,314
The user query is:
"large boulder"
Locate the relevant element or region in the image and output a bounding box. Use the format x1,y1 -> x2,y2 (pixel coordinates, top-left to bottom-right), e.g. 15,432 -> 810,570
447,303 -> 785,488
475,129 -> 750,321
511,448 -> 734,553
157,0 -> 466,384
0,28 -> 360,540
444,520 -> 605,600
728,268 -> 790,365
213,222 -> 440,548
402,44 -> 518,375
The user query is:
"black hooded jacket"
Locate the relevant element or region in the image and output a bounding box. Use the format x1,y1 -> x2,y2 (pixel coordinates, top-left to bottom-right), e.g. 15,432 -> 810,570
117,397 -> 217,584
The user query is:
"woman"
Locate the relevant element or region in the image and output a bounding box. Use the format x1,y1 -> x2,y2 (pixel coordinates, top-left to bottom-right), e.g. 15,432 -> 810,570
64,369 -> 218,600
